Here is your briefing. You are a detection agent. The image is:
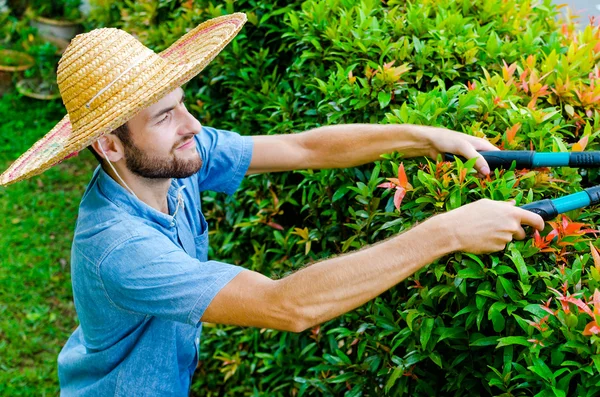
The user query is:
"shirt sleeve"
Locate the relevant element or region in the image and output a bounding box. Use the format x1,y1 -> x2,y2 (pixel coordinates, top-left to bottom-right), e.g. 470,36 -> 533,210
194,125 -> 254,195
99,231 -> 245,328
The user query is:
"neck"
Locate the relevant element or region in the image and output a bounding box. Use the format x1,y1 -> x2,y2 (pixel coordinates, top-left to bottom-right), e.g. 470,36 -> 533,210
103,163 -> 172,215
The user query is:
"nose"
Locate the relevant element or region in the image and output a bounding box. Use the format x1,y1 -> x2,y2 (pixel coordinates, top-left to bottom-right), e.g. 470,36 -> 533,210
177,105 -> 202,136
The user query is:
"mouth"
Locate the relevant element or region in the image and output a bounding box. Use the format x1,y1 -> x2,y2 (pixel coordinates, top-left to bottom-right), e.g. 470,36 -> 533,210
176,138 -> 195,151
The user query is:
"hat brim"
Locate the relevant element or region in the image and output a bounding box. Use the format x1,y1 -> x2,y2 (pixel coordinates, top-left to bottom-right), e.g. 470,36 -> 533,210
0,12 -> 246,187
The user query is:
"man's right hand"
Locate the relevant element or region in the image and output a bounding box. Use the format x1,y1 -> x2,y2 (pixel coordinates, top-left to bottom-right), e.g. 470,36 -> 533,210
201,198 -> 546,332
438,198 -> 545,254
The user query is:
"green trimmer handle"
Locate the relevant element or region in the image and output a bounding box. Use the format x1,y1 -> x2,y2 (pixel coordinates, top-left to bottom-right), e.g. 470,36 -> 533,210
520,185 -> 600,221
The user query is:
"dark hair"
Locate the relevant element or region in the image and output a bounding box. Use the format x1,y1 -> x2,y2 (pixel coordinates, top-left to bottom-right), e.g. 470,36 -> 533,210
87,122 -> 130,164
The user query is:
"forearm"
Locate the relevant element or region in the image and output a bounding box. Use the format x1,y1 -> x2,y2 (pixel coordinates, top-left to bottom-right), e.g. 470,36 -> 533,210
299,123 -> 432,169
275,214 -> 458,331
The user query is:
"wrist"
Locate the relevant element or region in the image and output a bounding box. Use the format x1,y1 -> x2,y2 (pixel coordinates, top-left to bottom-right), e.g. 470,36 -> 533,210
398,124 -> 434,158
420,213 -> 462,255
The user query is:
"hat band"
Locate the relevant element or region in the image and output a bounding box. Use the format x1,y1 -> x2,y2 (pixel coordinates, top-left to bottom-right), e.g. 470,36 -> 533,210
85,49 -> 153,109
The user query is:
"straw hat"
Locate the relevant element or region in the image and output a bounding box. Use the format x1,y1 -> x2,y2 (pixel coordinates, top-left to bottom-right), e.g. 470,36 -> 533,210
0,13 -> 247,186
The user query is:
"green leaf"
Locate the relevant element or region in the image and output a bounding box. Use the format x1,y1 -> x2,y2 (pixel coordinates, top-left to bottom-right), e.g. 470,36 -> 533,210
592,355 -> 600,373
496,336 -> 531,348
335,349 -> 352,365
528,357 -> 554,383
519,281 -> 532,296
470,336 -> 498,346
454,305 -> 477,318
429,352 -> 443,368
332,186 -> 350,202
495,265 -> 517,275
457,268 -> 485,279
498,276 -> 521,302
476,290 -> 500,300
464,253 -> 485,267
551,387 -> 567,397
385,366 -> 403,393
379,218 -> 405,231
436,327 -> 466,343
508,244 -> 529,286
406,310 -> 422,331
420,318 -> 435,350
565,104 -> 575,117
330,372 -> 354,383
488,302 -> 507,332
378,91 -> 392,108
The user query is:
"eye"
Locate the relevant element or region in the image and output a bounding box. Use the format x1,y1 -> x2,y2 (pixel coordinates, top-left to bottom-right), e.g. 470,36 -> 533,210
157,113 -> 170,125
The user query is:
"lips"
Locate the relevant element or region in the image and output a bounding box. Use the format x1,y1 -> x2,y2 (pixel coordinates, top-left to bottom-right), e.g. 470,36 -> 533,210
176,138 -> 195,150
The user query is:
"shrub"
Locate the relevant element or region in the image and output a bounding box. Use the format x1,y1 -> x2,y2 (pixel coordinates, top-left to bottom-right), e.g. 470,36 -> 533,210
84,0 -> 600,395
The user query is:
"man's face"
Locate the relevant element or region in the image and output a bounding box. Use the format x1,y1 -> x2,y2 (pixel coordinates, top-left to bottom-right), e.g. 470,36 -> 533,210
120,87 -> 203,179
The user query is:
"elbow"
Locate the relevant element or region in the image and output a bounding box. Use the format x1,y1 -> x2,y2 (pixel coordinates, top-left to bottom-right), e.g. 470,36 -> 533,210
281,301 -> 319,333
286,318 -> 312,334
270,279 -> 320,333
288,318 -> 311,333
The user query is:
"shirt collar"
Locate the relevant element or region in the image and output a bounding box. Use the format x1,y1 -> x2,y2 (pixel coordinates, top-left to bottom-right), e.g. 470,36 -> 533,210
95,165 -> 184,229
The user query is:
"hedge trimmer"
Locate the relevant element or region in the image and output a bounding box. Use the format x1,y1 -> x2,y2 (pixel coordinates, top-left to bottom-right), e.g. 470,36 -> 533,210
444,150 -> 600,221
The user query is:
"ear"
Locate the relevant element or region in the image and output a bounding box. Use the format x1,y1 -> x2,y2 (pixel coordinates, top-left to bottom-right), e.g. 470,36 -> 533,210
91,135 -> 124,162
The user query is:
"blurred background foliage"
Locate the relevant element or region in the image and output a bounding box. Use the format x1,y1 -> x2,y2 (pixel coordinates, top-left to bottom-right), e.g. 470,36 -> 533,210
1,0 -> 600,395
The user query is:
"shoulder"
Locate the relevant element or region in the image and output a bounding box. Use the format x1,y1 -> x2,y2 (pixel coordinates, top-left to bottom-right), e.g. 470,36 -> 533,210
73,217 -> 142,266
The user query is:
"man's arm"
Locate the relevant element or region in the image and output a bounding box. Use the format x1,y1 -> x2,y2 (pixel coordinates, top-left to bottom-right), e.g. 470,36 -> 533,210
245,124 -> 498,176
200,199 -> 545,332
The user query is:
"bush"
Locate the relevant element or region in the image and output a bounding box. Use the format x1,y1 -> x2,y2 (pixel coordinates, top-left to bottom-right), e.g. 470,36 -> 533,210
84,0 -> 600,395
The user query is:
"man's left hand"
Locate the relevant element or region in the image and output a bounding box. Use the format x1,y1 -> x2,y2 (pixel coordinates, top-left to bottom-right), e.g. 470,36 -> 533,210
410,125 -> 500,176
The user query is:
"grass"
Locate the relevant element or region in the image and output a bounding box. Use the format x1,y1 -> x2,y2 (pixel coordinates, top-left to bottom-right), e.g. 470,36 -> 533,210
0,91 -> 95,395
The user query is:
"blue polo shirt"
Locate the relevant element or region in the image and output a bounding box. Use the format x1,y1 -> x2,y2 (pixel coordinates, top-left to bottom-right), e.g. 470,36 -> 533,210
57,126 -> 254,396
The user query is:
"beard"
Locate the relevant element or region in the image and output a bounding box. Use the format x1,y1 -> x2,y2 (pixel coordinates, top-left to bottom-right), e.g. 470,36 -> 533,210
122,138 -> 202,179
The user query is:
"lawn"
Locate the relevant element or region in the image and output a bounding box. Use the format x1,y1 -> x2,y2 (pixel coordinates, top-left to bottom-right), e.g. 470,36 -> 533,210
0,92 -> 89,395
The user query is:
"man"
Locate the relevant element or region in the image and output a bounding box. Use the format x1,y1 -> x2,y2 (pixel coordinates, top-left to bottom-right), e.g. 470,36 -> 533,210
0,13 -> 544,397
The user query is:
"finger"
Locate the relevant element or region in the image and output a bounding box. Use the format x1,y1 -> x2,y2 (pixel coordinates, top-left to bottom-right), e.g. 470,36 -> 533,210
463,135 -> 500,152
513,226 -> 527,240
515,208 -> 545,231
458,144 -> 491,176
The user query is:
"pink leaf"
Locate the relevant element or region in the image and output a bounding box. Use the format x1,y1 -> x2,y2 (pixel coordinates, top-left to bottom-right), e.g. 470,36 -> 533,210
539,305 -> 556,316
393,188 -> 406,211
590,243 -> 600,272
266,221 -> 284,231
566,296 -> 594,317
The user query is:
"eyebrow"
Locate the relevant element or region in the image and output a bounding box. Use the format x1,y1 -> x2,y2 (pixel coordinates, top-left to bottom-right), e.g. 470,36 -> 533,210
149,89 -> 186,122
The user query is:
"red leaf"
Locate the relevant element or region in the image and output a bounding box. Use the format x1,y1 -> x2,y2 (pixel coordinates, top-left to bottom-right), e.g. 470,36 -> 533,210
533,230 -> 545,249
398,163 -> 409,188
583,321 -> 600,336
506,123 -> 521,144
377,182 -> 394,189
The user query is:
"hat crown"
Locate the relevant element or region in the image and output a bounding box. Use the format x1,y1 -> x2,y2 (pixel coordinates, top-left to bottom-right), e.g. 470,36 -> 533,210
57,28 -> 158,120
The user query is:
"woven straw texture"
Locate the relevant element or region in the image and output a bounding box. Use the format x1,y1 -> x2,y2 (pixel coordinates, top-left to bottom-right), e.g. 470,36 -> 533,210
0,12 -> 246,186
